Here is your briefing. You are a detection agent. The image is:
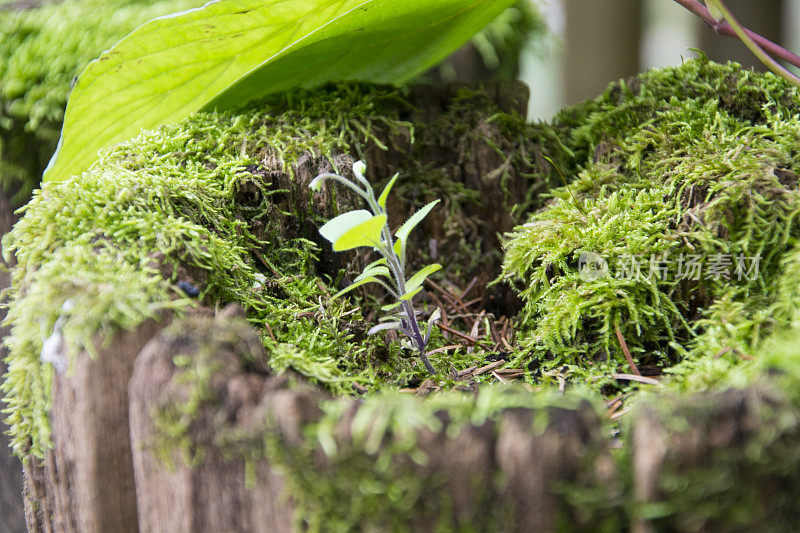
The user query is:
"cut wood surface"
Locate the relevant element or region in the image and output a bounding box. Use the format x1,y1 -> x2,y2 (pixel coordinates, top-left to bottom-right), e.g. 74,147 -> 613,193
129,307 -> 298,533
23,319 -> 167,533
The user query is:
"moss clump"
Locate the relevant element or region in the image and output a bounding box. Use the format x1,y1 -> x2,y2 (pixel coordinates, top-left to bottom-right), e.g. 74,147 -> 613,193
1,82 -> 403,456
2,81 -> 558,457
500,56 -> 800,391
0,0 -> 202,205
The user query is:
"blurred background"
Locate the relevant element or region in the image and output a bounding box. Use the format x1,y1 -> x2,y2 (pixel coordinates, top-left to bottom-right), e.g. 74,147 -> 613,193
523,0 -> 800,120
431,0 -> 800,120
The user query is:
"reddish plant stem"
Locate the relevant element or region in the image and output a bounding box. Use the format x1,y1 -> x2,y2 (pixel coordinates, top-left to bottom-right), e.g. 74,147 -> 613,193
614,323 -> 641,376
673,0 -> 800,71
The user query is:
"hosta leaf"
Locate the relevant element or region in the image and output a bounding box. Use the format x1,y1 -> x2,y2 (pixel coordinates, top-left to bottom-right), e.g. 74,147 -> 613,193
333,213 -> 387,251
44,0 -> 517,182
319,210 -> 372,244
404,263 -> 441,294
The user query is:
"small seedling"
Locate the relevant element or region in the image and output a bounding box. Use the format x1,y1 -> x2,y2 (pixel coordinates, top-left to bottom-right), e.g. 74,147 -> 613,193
310,161 -> 441,374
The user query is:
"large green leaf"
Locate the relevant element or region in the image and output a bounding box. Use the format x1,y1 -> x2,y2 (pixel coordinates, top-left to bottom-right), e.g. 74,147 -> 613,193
44,0 -> 516,182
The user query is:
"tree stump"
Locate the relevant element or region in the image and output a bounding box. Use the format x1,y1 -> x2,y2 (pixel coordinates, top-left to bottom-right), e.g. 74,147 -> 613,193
632,386 -> 800,532
23,319 -> 168,533
128,307 -> 300,533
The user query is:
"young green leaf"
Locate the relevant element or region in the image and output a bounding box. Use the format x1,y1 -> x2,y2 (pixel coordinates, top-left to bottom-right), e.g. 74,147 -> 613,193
355,265 -> 391,282
319,210 -> 373,244
381,301 -> 403,312
399,286 -> 423,301
367,322 -> 403,335
405,263 -> 442,294
332,277 -> 380,299
377,173 -> 399,209
44,0 -> 517,182
333,213 -> 387,251
425,307 -> 442,343
396,199 -> 441,244
362,258 -> 389,271
352,160 -> 370,188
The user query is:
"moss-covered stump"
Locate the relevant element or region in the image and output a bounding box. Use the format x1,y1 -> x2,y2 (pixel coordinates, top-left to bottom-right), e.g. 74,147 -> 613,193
2,79 -> 552,531
500,55 -> 800,392
129,306 -> 297,533
128,308 -> 617,532
7,58 -> 800,531
632,386 -> 800,532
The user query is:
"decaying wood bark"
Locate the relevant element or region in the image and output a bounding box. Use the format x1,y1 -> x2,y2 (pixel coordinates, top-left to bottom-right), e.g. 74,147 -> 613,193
23,319 -> 167,533
496,404 -> 620,531
632,386 -> 800,533
128,306 -> 617,532
128,306 -> 304,533
0,188 -> 26,533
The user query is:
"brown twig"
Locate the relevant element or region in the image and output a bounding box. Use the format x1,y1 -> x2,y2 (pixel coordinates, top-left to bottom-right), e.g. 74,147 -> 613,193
613,373 -> 661,386
492,370 -> 509,383
264,321 -> 276,342
461,276 -> 478,301
252,248 -> 281,277
473,360 -> 505,376
425,279 -> 460,312
463,297 -> 483,308
437,323 -> 480,345
614,323 -> 641,376
425,344 -> 463,356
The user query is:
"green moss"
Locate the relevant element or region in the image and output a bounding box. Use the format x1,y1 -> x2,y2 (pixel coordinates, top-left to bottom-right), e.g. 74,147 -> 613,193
1,82 -> 410,456
0,0 -> 202,205
500,56 -> 800,391
3,81 -> 554,458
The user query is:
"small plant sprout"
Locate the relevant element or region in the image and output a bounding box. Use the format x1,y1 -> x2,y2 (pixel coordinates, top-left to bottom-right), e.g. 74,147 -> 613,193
310,161 -> 442,374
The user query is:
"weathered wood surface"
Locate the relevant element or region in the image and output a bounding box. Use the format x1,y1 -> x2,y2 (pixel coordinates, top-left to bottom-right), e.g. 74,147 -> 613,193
129,308 -> 616,532
129,307 -> 298,533
17,304 -> 800,532
0,188 -> 26,533
633,386 -> 800,533
497,405 -> 619,531
23,319 -> 167,533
